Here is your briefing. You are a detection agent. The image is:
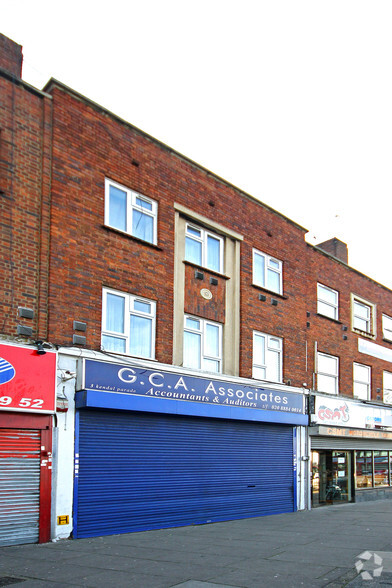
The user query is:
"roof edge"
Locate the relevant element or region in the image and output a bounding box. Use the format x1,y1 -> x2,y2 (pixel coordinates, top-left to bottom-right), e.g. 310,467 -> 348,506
43,77 -> 308,234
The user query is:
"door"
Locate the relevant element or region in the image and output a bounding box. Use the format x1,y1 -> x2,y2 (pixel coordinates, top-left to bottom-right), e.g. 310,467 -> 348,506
311,450 -> 353,506
74,410 -> 295,538
0,414 -> 52,546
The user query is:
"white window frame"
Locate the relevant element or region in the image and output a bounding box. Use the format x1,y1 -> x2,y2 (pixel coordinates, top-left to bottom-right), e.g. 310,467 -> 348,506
101,288 -> 156,358
317,283 -> 339,320
383,371 -> 392,404
353,363 -> 371,401
317,352 -> 339,395
382,314 -> 392,342
351,294 -> 376,337
185,222 -> 224,273
252,331 -> 283,383
183,315 -> 222,373
252,249 -> 283,295
104,178 -> 158,244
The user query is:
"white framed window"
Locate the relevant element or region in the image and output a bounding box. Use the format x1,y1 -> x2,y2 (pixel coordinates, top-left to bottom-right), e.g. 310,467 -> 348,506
353,363 -> 371,400
317,284 -> 339,320
253,249 -> 283,294
383,371 -> 392,404
252,332 -> 283,383
352,295 -> 376,337
183,315 -> 222,373
105,178 -> 157,244
101,288 -> 156,358
185,223 -> 223,273
317,352 -> 339,395
383,315 -> 392,342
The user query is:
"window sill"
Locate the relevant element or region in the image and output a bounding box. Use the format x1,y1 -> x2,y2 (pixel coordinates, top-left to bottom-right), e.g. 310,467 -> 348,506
352,328 -> 375,340
251,283 -> 288,300
100,348 -> 158,362
103,225 -> 163,250
183,260 -> 229,280
316,313 -> 342,325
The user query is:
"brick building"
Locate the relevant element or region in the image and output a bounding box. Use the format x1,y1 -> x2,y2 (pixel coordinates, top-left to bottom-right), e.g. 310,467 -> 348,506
1,32 -> 392,545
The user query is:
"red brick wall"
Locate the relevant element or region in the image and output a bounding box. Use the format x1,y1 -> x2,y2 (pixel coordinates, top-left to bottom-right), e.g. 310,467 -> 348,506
0,70 -> 52,340
0,34 -> 22,77
305,245 -> 392,400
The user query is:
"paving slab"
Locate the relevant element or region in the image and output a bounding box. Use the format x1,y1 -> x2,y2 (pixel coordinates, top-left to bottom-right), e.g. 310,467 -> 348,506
2,501 -> 392,587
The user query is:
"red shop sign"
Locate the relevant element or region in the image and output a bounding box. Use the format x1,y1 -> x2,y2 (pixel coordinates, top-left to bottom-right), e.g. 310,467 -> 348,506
0,343 -> 56,413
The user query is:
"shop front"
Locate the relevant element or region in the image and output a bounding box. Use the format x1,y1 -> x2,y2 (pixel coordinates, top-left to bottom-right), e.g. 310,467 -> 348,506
0,342 -> 56,546
309,394 -> 392,506
74,358 -> 307,538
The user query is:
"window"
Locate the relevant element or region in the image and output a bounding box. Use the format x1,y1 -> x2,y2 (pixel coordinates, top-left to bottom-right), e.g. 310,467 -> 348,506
183,316 -> 222,373
253,249 -> 283,294
351,295 -> 375,336
383,314 -> 392,341
356,451 -> 373,488
384,371 -> 392,404
353,363 -> 371,400
185,223 -> 223,273
374,451 -> 389,486
317,284 -> 339,320
105,179 -> 157,244
252,332 -> 283,382
317,352 -> 339,395
101,288 -> 156,358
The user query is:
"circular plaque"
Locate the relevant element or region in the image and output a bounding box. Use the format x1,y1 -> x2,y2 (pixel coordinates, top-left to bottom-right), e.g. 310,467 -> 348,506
200,288 -> 213,300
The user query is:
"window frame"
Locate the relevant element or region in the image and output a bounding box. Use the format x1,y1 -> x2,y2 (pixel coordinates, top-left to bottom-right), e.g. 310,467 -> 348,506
101,288 -> 156,358
184,222 -> 224,273
252,249 -> 283,295
353,362 -> 371,401
104,178 -> 158,244
183,315 -> 222,373
317,283 -> 339,320
382,314 -> 392,342
383,371 -> 392,405
316,352 -> 339,395
351,294 -> 376,338
252,331 -> 283,383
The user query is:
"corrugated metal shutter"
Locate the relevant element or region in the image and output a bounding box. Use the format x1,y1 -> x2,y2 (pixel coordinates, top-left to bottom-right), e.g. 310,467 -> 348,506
0,429 -> 41,546
75,410 -> 294,538
311,436 -> 392,451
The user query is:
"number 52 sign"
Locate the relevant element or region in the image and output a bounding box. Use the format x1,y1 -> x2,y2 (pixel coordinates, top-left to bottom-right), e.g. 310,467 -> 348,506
0,343 -> 56,413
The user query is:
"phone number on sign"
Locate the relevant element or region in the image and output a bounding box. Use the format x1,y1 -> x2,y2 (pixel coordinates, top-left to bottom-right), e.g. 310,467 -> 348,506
0,396 -> 44,408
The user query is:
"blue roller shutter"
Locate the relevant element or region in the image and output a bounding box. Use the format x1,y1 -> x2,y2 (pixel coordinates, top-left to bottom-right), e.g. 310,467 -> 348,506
74,410 -> 294,538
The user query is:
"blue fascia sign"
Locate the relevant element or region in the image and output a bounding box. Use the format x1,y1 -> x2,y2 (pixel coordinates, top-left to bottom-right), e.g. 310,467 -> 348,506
82,359 -> 305,416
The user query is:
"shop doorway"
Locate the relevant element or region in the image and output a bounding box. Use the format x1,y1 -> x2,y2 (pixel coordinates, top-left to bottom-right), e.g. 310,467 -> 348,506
311,450 -> 353,506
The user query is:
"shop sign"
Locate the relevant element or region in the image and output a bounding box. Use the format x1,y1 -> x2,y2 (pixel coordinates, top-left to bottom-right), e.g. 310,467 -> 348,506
316,425 -> 392,440
82,359 -> 305,415
0,343 -> 56,413
311,395 -> 392,429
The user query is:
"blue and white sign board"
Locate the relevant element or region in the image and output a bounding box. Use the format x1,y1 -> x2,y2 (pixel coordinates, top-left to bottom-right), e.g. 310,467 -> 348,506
77,359 -> 307,425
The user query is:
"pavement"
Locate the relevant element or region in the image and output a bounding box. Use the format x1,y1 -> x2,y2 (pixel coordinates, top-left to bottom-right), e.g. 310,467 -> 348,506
1,500 -> 392,588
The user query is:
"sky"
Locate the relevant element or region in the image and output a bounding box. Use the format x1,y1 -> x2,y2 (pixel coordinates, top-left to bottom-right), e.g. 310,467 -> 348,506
2,0 -> 392,289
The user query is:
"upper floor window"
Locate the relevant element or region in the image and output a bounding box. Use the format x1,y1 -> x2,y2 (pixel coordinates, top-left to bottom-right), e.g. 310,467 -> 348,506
101,288 -> 156,358
183,315 -> 222,373
317,284 -> 339,320
253,249 -> 282,295
383,315 -> 392,342
252,331 -> 283,383
384,371 -> 392,404
185,223 -> 223,273
352,295 -> 376,337
105,179 -> 157,244
317,352 -> 339,395
353,363 -> 371,401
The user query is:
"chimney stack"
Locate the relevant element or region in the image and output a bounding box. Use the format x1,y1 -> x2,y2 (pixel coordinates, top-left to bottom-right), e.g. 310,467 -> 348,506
0,33 -> 23,78
316,237 -> 348,264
